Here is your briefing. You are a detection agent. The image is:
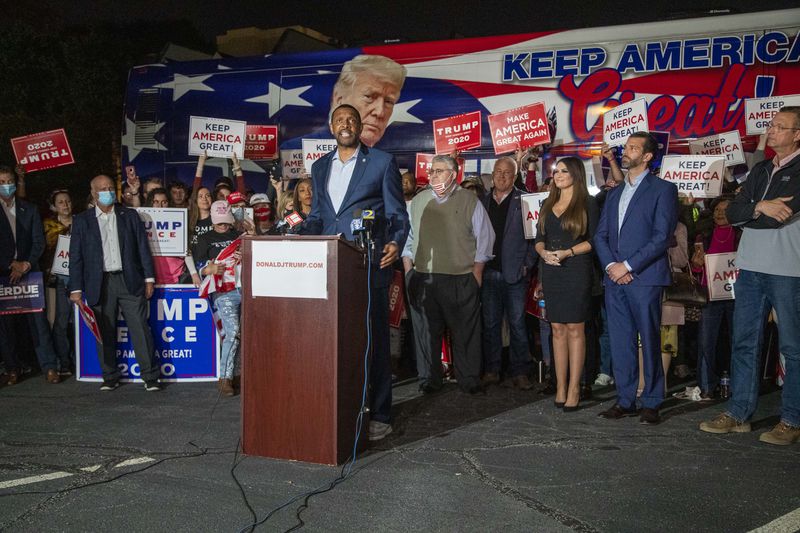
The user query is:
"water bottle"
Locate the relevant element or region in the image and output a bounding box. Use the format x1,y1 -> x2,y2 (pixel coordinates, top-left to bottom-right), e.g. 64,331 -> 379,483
538,299 -> 546,321
720,371 -> 731,399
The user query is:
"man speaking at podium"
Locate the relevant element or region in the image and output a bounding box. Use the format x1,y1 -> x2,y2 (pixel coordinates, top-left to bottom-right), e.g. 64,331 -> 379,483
302,104 -> 409,441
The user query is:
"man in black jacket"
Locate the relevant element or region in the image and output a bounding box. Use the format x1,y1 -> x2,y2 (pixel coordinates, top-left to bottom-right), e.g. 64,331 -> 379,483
0,165 -> 61,384
700,106 -> 800,445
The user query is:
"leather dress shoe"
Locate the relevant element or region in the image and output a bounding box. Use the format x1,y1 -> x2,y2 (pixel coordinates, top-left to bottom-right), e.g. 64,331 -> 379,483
480,372 -> 500,387
510,374 -> 534,390
419,381 -> 442,394
464,384 -> 485,395
6,370 -> 19,385
46,369 -> 61,384
639,407 -> 661,425
598,403 -> 638,419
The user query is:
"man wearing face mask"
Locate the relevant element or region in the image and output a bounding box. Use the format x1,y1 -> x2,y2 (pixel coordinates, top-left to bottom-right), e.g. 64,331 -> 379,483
69,174 -> 160,392
402,155 -> 495,395
0,165 -> 62,385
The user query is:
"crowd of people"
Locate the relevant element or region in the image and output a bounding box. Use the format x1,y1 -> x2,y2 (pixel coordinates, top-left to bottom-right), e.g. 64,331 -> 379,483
1,104 -> 798,446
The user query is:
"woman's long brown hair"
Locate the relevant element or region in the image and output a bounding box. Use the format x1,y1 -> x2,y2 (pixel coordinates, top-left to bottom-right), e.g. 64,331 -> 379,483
537,156 -> 589,239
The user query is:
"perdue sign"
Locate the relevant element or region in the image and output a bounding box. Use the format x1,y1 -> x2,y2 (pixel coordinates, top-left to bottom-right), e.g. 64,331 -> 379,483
487,102 -> 551,155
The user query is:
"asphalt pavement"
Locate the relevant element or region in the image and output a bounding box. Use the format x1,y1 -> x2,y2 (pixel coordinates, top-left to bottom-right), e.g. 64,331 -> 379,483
1,374 -> 798,532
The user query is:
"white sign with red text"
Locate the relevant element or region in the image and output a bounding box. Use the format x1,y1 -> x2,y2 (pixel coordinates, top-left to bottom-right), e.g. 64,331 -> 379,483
705,252 -> 738,301
520,192 -> 550,239
744,95 -> 800,134
689,130 -> 745,167
660,155 -> 725,198
251,241 -> 328,299
302,139 -> 337,174
136,208 -> 188,256
188,116 -> 245,158
433,111 -> 482,154
488,103 -> 551,154
51,235 -> 71,276
280,149 -> 304,179
603,99 -> 649,147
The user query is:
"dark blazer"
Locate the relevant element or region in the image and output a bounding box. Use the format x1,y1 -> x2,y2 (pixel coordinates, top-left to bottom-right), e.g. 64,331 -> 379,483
481,187 -> 536,284
302,144 -> 409,286
0,198 -> 45,276
594,172 -> 678,287
68,204 -> 154,306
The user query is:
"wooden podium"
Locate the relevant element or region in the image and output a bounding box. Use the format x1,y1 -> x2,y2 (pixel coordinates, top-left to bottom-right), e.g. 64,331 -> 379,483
240,235 -> 369,465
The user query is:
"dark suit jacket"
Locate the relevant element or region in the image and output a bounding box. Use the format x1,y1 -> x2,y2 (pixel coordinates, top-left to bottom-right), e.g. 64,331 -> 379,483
480,187 -> 536,284
302,144 -> 409,286
0,198 -> 45,276
594,172 -> 678,287
68,204 -> 154,306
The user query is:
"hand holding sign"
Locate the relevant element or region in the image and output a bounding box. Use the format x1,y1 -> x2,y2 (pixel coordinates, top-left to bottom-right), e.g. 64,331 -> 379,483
9,261 -> 31,283
196,151 -> 208,177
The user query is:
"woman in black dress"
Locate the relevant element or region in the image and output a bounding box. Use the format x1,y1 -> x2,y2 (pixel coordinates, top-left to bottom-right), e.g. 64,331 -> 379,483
535,157 -> 599,411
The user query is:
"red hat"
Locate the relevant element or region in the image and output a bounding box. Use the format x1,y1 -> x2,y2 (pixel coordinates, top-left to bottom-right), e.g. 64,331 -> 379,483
227,191 -> 246,205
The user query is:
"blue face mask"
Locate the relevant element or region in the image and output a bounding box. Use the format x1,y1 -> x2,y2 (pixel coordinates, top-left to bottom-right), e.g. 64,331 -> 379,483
0,184 -> 16,198
97,191 -> 116,206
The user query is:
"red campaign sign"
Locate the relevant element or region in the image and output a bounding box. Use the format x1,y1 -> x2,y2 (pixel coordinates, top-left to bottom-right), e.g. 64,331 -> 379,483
432,110 -> 482,155
414,153 -> 465,186
11,129 -> 75,173
487,102 -> 551,155
243,125 -> 278,160
388,270 -> 405,328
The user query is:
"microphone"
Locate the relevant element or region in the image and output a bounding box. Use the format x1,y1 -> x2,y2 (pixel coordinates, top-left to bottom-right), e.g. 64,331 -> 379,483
362,209 -> 375,246
351,209 -> 366,249
267,219 -> 289,235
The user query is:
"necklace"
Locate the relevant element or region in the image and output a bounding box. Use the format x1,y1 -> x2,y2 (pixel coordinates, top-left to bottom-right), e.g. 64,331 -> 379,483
713,225 -> 734,244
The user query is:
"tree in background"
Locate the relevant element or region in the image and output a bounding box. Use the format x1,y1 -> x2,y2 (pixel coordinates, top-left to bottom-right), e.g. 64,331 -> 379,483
0,20 -> 209,210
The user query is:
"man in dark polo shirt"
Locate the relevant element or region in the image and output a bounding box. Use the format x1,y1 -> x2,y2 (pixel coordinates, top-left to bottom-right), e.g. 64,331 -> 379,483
480,157 -> 536,389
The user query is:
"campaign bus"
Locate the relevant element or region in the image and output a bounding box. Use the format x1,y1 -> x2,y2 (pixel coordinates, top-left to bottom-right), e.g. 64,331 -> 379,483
121,8 -> 800,189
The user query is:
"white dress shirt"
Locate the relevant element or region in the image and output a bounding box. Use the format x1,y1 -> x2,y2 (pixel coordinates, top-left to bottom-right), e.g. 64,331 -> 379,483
1,198 -> 16,259
327,146 -> 360,213
95,206 -> 123,272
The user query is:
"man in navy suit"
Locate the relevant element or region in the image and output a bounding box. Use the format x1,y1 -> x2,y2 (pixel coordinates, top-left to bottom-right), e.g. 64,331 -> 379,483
480,157 -> 536,390
594,132 -> 678,424
0,165 -> 61,385
69,175 -> 160,391
302,104 -> 409,441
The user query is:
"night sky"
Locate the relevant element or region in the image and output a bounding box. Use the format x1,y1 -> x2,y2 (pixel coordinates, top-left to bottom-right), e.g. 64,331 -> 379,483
11,0 -> 800,46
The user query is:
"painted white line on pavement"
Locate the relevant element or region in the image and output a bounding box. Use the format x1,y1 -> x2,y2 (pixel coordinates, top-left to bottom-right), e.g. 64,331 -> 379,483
114,456 -> 155,468
0,472 -> 73,490
749,507 -> 800,533
0,455 -> 156,491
